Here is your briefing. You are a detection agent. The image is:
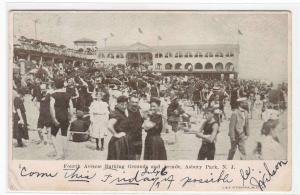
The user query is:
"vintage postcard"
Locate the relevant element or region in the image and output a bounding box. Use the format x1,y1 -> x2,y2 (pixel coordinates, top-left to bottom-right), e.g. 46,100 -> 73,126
8,10 -> 291,192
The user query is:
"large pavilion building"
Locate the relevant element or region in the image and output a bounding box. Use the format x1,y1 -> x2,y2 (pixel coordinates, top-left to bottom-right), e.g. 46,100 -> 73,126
73,38 -> 97,50
96,42 -> 239,79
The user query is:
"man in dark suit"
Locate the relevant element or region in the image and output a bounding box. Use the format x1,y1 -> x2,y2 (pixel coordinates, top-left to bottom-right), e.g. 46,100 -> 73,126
127,95 -> 144,160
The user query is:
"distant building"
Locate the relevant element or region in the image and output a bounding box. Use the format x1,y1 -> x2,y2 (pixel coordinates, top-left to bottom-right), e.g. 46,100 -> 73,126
74,38 -> 97,50
13,36 -> 95,68
97,42 -> 239,79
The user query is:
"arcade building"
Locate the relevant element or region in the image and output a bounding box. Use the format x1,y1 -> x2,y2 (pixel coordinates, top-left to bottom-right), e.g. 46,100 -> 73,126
96,42 -> 239,80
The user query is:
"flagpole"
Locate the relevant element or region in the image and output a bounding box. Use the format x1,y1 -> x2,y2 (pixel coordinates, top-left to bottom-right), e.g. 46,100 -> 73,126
237,24 -> 239,45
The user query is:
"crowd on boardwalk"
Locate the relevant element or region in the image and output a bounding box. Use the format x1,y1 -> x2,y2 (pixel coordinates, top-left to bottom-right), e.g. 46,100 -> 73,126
12,58 -> 288,160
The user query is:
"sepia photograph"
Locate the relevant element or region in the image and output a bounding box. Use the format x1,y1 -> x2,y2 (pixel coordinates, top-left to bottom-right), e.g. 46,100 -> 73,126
10,11 -> 290,162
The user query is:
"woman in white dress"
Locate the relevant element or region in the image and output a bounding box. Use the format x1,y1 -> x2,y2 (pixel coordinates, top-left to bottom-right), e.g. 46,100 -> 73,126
89,92 -> 109,151
254,119 -> 285,160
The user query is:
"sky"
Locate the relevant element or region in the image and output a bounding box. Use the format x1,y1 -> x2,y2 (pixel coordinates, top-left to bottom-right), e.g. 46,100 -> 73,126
13,11 -> 289,82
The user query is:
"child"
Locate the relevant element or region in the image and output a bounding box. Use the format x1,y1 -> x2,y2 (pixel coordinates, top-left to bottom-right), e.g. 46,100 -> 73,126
69,111 -> 90,142
89,92 -> 109,151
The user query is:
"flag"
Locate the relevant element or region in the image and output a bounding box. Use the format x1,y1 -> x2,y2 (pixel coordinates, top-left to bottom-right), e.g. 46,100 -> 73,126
238,29 -> 243,35
158,35 -> 162,40
138,28 -> 143,34
110,33 -> 114,37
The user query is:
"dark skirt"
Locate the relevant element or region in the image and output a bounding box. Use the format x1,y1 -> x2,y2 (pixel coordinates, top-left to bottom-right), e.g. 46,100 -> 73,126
197,143 -> 215,160
144,135 -> 167,160
13,114 -> 29,140
127,134 -> 142,159
230,100 -> 238,110
107,135 -> 130,160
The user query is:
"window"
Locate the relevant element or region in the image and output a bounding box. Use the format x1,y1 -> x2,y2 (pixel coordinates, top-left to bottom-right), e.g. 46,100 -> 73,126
155,52 -> 163,58
195,63 -> 203,69
205,63 -> 213,69
225,62 -> 234,71
215,62 -> 224,71
194,52 -> 203,58
175,52 -> 183,58
215,52 -> 224,57
165,63 -> 172,70
165,52 -> 172,58
175,63 -> 182,70
184,52 -> 193,58
185,63 -> 193,70
226,51 -> 234,57
205,52 -> 213,58
107,53 -> 114,59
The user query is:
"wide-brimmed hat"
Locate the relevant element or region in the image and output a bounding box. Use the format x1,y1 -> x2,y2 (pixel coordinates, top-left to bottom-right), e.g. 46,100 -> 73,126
213,86 -> 220,91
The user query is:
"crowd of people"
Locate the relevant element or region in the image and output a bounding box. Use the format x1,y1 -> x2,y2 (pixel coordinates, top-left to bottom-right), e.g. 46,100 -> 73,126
12,57 -> 288,160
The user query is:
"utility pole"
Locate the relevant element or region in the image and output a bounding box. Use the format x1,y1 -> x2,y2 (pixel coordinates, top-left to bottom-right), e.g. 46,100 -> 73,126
103,38 -> 108,66
33,19 -> 39,39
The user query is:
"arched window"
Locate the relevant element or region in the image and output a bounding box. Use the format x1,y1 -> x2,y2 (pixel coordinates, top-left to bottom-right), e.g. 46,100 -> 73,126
215,62 -> 224,71
194,52 -> 203,58
175,52 -> 183,58
215,52 -> 224,57
165,52 -> 172,58
107,53 -> 114,59
195,63 -> 203,69
98,53 -> 105,58
165,63 -> 172,70
225,62 -> 234,71
175,63 -> 182,70
185,63 -> 193,70
205,52 -> 213,58
184,52 -> 193,58
205,62 -> 213,69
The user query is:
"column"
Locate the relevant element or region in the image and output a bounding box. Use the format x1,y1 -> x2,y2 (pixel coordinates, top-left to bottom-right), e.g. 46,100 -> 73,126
27,54 -> 31,61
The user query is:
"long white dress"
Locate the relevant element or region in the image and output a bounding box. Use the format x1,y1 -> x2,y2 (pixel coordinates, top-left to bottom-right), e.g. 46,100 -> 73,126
89,100 -> 109,139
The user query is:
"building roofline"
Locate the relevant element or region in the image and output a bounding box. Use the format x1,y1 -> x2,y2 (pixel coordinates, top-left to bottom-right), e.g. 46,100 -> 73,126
74,38 -> 97,43
97,42 -> 239,52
